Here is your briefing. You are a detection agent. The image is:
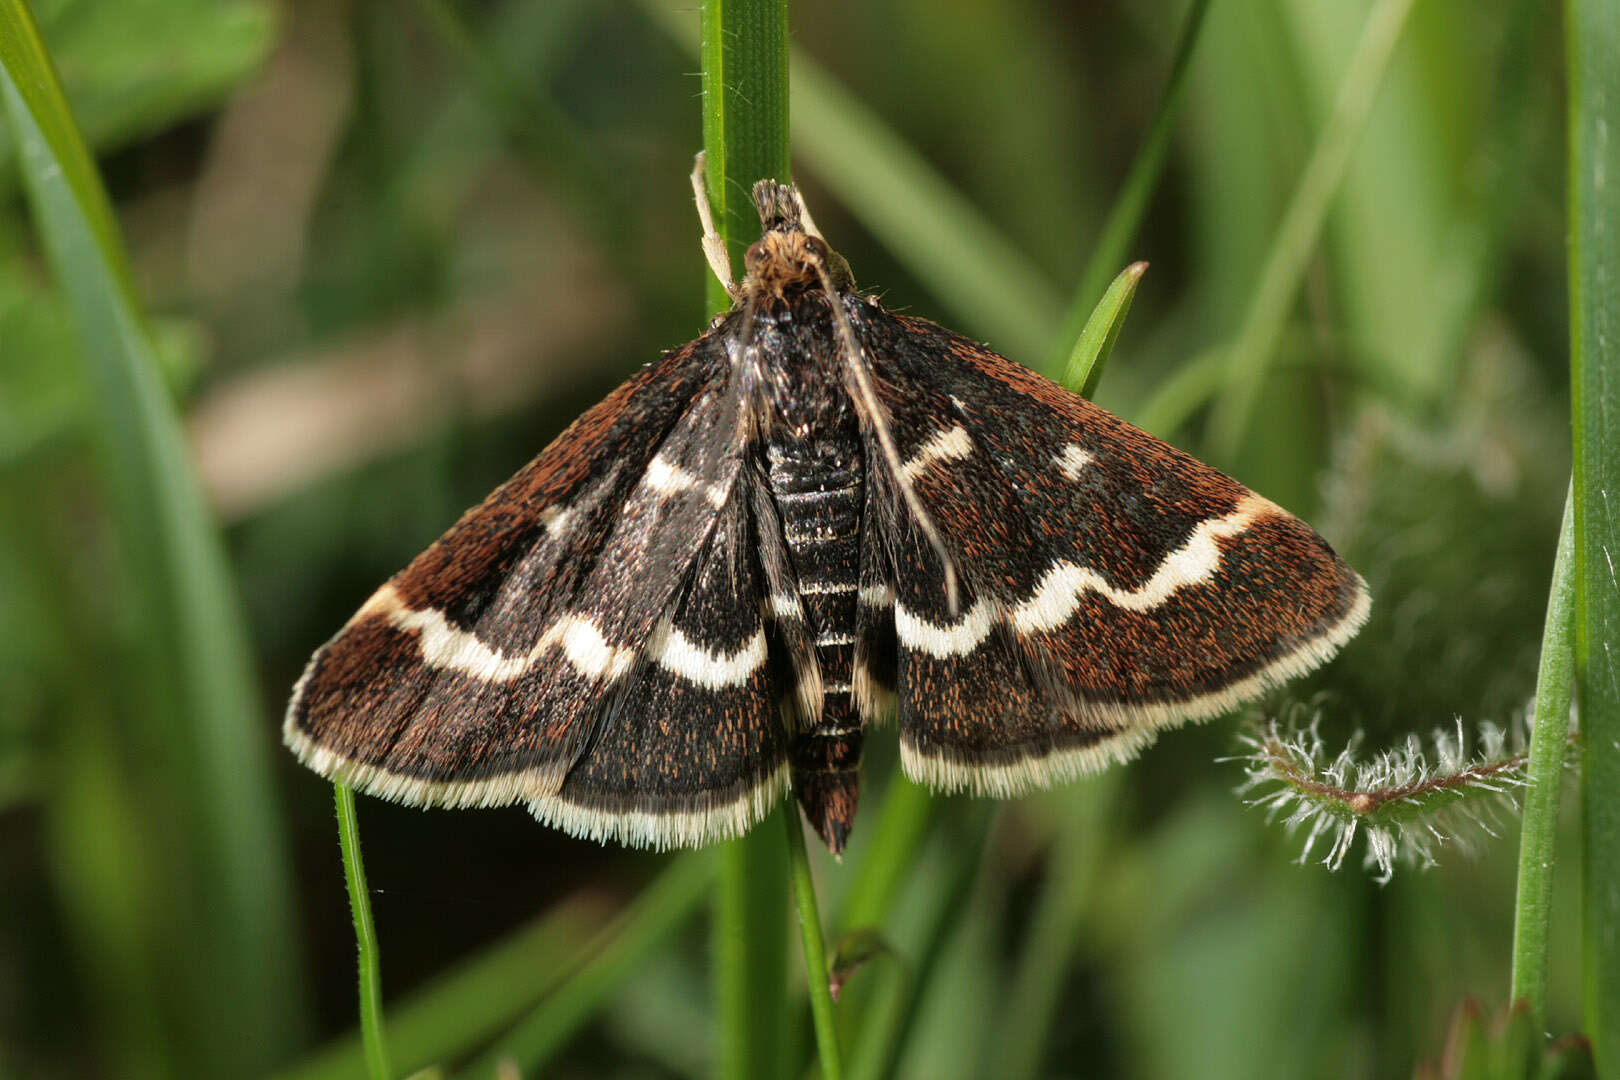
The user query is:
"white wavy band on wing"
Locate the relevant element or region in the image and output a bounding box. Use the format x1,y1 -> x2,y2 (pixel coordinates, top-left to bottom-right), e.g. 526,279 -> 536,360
359,584 -> 638,683
1008,496 -> 1269,632
899,578 -> 1371,797
894,496 -> 1277,657
893,597 -> 996,657
646,619 -> 767,688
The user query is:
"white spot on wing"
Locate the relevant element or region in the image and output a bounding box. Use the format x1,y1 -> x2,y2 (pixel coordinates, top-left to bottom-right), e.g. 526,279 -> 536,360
541,504 -> 575,537
646,619 -> 766,688
858,584 -> 894,608
1055,444 -> 1095,480
644,453 -> 728,508
898,424 -> 973,483
766,592 -> 805,620
542,616 -> 640,681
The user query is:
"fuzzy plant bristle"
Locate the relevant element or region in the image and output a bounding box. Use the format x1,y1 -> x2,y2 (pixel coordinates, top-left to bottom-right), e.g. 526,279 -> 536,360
1234,703 -> 1571,883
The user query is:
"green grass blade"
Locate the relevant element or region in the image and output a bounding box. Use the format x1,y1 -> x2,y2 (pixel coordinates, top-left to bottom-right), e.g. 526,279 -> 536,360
696,4 -> 796,1078
457,854 -> 716,1077
786,55 -> 1061,364
994,779 -> 1119,1080
785,811 -> 842,1080
274,897 -> 605,1080
402,0 -> 627,251
845,805 -> 994,1080
638,0 -> 1062,363
1566,0 -> 1620,1065
712,823 -> 791,1080
1049,0 -> 1211,375
0,3 -> 304,1074
834,778 -> 934,931
1206,0 -> 1417,459
1062,262 -> 1147,399
1510,484 -> 1576,1024
700,0 -> 790,313
335,785 -> 391,1080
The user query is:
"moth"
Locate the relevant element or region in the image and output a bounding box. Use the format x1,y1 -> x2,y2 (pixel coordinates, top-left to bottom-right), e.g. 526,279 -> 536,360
285,162 -> 1370,855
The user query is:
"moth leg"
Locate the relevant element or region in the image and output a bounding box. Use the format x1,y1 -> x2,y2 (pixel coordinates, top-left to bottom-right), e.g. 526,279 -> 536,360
691,152 -> 738,299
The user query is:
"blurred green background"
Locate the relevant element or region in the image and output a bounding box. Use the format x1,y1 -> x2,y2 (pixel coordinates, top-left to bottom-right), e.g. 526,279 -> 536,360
0,0 -> 1585,1077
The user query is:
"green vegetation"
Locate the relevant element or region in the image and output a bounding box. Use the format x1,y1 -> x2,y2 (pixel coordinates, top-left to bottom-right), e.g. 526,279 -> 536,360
0,0 -> 1607,1076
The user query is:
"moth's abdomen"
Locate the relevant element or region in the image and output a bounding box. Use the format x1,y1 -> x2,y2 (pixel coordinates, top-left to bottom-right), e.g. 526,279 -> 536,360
766,415 -> 866,854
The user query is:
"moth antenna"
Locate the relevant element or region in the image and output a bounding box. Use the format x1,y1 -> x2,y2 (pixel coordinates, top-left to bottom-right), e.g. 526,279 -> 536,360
807,252 -> 960,614
691,152 -> 739,298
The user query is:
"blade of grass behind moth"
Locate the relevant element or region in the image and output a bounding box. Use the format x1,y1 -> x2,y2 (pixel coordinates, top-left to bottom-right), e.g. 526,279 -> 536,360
846,803 -> 995,1080
1138,0 -> 1545,448
1388,0 -> 1549,402
274,895 -> 606,1080
834,777 -> 936,932
1047,0 -> 1211,377
697,3 -> 798,1078
334,785 -> 390,1080
454,854 -> 716,1078
1062,262 -> 1147,400
0,4 -> 306,1075
636,0 -> 1063,364
1566,0 -> 1620,1064
785,811 -> 842,1080
402,0 -> 630,253
1509,482 -> 1576,1026
1206,0 -> 1418,460
992,776 -> 1120,1080
824,778 -> 935,1060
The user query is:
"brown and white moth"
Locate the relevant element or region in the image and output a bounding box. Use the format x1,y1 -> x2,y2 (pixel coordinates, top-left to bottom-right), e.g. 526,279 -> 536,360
284,165 -> 1370,855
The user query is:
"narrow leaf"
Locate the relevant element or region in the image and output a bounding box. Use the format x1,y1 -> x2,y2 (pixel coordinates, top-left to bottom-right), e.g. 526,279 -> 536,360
1566,0 -> 1620,1064
1062,262 -> 1147,400
0,2 -> 304,1072
1509,483 -> 1577,1023
335,785 -> 391,1080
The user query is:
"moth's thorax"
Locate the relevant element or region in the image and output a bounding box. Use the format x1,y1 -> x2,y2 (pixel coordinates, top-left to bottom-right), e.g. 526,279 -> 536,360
729,290 -> 857,438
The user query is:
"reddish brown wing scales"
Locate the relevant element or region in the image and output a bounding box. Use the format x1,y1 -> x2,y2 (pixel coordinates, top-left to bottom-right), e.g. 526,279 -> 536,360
853,306 -> 1368,794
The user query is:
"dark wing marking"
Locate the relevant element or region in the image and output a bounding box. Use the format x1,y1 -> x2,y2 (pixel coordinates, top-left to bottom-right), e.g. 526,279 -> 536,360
852,465 -> 899,723
852,302 -> 1369,794
880,492 -> 1150,794
747,460 -> 822,728
284,335 -> 752,811
532,485 -> 792,848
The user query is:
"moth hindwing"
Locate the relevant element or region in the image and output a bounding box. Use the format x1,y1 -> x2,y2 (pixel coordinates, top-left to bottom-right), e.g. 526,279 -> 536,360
285,174 -> 1370,855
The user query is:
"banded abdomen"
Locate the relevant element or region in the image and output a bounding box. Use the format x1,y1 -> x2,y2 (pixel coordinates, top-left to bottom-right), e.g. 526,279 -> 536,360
766,411 -> 865,853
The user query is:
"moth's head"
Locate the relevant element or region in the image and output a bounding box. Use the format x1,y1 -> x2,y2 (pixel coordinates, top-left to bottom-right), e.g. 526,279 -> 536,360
743,180 -> 855,299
